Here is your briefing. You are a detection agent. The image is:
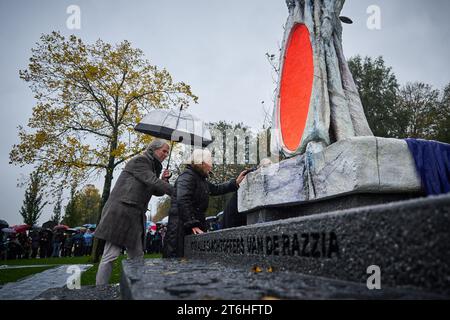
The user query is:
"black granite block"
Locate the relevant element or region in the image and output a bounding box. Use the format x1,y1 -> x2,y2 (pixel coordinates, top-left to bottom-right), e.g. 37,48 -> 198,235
120,259 -> 444,300
246,192 -> 423,224
185,194 -> 450,296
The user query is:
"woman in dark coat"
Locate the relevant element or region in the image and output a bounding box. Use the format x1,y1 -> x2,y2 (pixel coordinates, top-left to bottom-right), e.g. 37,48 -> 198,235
163,149 -> 247,258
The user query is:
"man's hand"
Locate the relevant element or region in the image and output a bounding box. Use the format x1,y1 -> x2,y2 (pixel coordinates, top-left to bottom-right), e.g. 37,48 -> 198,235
192,227 -> 204,235
161,169 -> 171,181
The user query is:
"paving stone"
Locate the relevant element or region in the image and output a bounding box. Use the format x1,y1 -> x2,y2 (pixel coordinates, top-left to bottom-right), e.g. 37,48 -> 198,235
0,264 -> 92,300
121,258 -> 444,300
35,284 -> 121,300
0,264 -> 61,270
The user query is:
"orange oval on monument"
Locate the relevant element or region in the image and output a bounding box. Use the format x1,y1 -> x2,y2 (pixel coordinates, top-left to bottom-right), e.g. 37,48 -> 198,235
279,24 -> 314,152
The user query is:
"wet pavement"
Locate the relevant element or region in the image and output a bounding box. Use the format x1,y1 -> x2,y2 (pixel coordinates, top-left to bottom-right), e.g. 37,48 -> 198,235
0,264 -> 59,270
0,264 -> 92,300
121,259 -> 448,300
35,284 -> 121,300
2,259 -> 448,300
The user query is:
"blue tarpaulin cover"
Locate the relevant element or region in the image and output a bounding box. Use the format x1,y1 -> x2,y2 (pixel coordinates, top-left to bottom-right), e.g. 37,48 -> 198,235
405,138 -> 450,195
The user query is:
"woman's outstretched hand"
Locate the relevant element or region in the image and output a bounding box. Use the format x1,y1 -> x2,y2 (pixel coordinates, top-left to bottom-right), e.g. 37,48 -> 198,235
192,227 -> 204,235
236,170 -> 249,186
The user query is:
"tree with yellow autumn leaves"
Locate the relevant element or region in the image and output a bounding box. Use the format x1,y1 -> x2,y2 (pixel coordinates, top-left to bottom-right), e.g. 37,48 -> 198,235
10,32 -> 198,260
10,31 -> 197,212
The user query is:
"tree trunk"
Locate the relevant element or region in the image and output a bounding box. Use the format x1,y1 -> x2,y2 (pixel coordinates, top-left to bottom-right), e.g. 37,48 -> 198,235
91,138 -> 117,263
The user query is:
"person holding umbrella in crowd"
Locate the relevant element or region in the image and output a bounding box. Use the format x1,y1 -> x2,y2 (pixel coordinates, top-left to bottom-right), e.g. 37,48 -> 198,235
17,232 -> 30,259
72,230 -> 85,256
62,232 -> 73,257
39,229 -> 50,258
30,229 -> 40,259
52,225 -> 67,257
94,139 -> 174,286
83,230 -> 93,256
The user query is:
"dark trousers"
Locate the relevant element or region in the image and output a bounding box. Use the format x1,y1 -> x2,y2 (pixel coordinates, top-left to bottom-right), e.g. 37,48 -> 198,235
223,192 -> 246,229
39,245 -> 48,258
162,216 -> 186,258
31,246 -> 39,259
62,246 -> 72,257
84,245 -> 92,256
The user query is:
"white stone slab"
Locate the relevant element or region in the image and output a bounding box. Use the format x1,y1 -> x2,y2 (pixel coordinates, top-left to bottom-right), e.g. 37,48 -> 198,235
238,137 -> 421,213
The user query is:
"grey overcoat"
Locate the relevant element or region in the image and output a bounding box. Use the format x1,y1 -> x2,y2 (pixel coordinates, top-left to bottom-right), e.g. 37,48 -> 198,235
95,149 -> 173,249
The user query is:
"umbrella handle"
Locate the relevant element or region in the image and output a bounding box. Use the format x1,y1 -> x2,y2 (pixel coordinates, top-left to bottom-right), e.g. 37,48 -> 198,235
165,141 -> 175,171
164,104 -> 183,174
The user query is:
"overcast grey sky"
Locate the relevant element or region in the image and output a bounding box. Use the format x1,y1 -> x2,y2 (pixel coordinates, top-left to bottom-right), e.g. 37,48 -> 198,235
1,0 -> 449,226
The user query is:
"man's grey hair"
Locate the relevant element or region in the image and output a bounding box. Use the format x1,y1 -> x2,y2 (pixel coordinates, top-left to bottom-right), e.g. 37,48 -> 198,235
147,139 -> 170,152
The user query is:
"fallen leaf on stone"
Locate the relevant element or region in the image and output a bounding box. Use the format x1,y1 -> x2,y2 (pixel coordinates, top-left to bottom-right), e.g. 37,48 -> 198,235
251,266 -> 262,273
261,296 -> 280,300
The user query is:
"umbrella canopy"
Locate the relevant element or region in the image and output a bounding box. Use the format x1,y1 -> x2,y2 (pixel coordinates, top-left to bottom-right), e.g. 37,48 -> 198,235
42,220 -> 57,230
146,221 -> 156,231
11,224 -> 31,233
1,227 -> 16,234
65,228 -> 78,234
0,219 -> 9,229
339,16 -> 353,24
53,224 -> 69,231
134,108 -> 213,148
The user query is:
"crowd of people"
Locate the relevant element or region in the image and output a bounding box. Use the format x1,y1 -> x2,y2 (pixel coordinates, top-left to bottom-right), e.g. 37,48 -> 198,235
1,221 -> 180,260
144,215 -> 222,255
0,227 -> 94,260
145,224 -> 167,254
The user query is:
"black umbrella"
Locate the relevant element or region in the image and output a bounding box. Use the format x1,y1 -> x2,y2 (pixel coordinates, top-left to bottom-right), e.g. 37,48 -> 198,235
1,227 -> 16,234
0,219 -> 9,230
42,220 -> 57,230
339,16 -> 353,24
135,105 -> 213,170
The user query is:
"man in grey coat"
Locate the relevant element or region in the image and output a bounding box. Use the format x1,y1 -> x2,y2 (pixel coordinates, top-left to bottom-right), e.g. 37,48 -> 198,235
95,139 -> 173,286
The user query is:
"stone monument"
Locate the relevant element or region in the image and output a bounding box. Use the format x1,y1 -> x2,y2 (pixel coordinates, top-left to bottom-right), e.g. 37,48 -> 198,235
273,0 -> 373,157
121,0 -> 450,299
239,0 -> 423,223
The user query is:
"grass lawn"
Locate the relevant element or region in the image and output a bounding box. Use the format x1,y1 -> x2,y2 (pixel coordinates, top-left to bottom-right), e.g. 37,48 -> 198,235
0,253 -> 161,286
0,266 -> 55,285
1,256 -> 92,266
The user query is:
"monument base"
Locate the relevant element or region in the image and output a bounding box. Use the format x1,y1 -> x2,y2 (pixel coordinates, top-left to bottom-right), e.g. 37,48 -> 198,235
120,258 -> 443,300
246,192 -> 423,225
185,194 -> 450,297
238,137 -> 422,217
120,195 -> 450,299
